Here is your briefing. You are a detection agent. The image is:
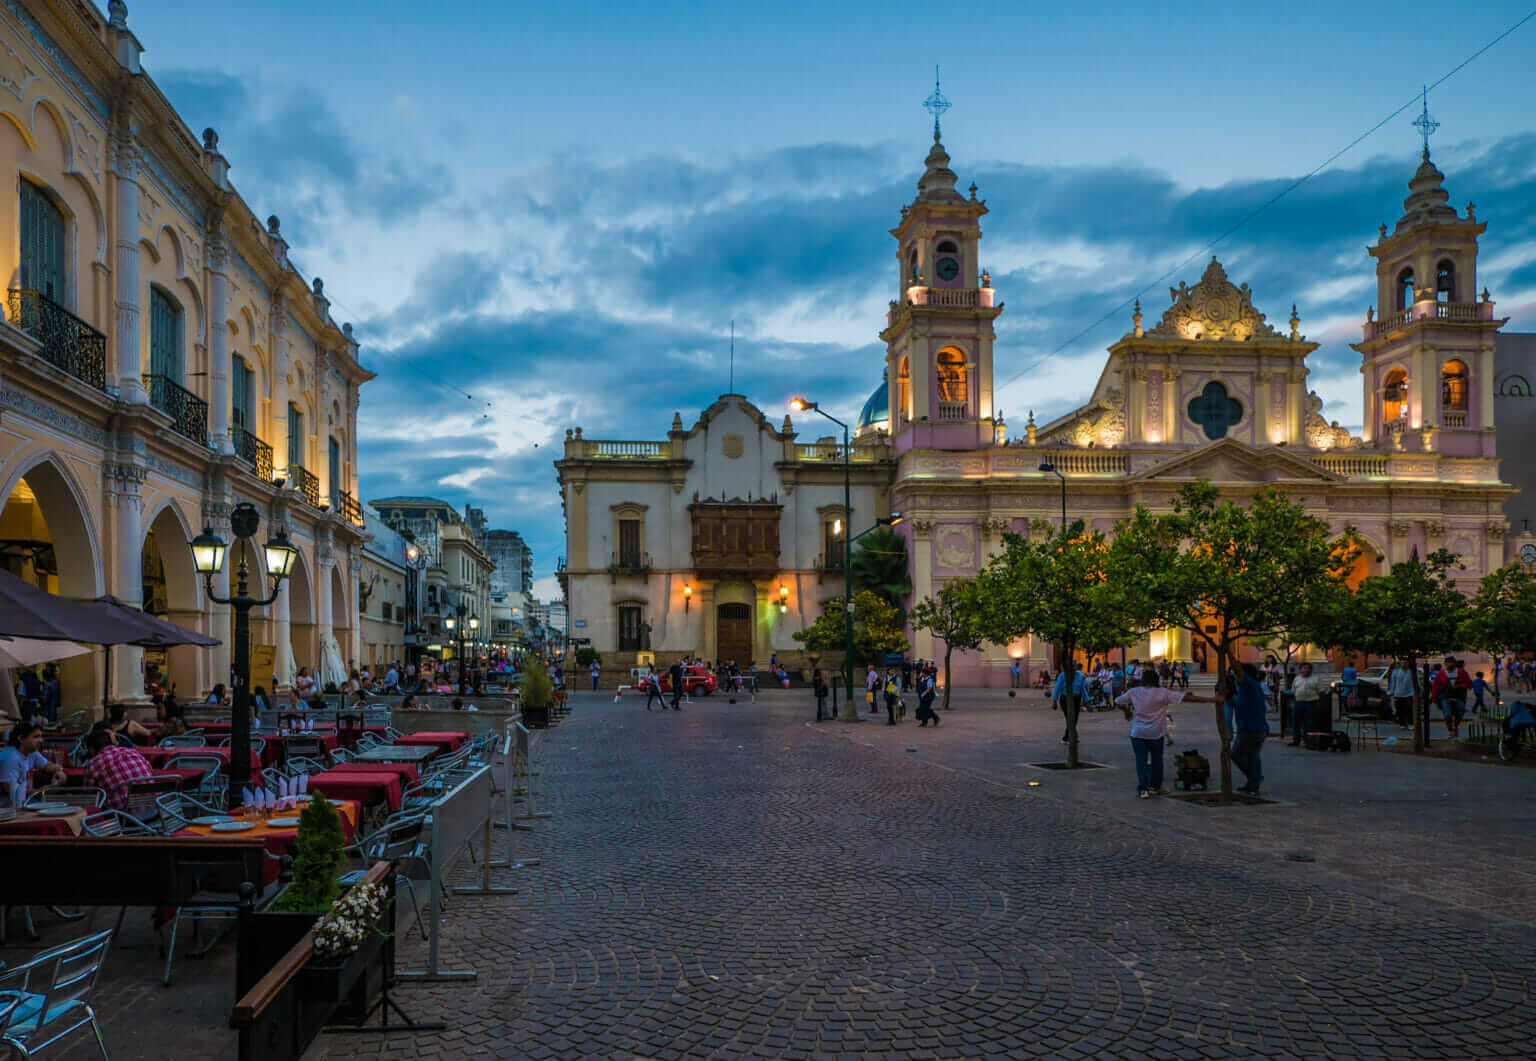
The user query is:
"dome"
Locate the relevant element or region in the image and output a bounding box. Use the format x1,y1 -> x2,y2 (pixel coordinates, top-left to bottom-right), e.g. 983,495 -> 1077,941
856,378 -> 889,432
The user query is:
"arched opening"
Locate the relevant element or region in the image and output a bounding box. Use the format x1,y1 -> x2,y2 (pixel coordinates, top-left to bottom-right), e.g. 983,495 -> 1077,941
287,549 -> 315,681
907,247 -> 918,284
142,503 -> 203,699
935,348 -> 967,417
1436,260 -> 1456,303
896,356 -> 911,424
1396,268 -> 1415,311
329,565 -> 352,678
0,459 -> 103,707
1382,367 -> 1408,424
1441,359 -> 1469,412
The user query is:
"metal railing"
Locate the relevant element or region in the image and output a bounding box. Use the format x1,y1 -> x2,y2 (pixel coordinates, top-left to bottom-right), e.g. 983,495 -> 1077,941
912,287 -> 980,308
231,426 -> 273,480
6,289 -> 107,390
937,401 -> 969,421
288,464 -> 319,507
143,374 -> 209,446
815,550 -> 845,572
608,551 -> 651,574
334,490 -> 363,526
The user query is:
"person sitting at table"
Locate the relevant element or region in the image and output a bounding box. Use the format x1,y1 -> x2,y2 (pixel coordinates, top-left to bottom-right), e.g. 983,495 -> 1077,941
104,703 -> 153,745
82,725 -> 155,810
306,693 -> 328,711
400,693 -> 421,711
252,685 -> 271,717
206,683 -> 227,705
1,722 -> 64,808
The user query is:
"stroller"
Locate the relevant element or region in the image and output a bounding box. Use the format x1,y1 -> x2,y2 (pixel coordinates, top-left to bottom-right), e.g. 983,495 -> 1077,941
1498,701 -> 1536,762
1174,747 -> 1211,790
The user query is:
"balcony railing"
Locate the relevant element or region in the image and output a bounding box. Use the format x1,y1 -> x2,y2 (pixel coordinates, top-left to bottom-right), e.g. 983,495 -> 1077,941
1442,410 -> 1468,428
793,442 -> 885,463
608,551 -> 651,576
1311,453 -> 1390,479
288,464 -> 319,507
815,550 -> 845,573
335,490 -> 363,527
1367,301 -> 1491,339
143,374 -> 209,446
6,289 -> 107,390
936,401 -> 969,421
231,426 -> 273,480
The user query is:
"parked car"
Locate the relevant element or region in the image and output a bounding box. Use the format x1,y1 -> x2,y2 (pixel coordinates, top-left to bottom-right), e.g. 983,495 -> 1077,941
642,665 -> 718,697
1330,666 -> 1392,716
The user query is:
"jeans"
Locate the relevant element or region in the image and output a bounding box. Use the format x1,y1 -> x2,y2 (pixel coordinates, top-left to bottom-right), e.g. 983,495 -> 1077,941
1130,737 -> 1164,792
1292,700 -> 1317,743
1231,731 -> 1266,791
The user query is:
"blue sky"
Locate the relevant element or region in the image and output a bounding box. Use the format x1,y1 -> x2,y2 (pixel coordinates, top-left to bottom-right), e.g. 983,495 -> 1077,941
128,1 -> 1536,597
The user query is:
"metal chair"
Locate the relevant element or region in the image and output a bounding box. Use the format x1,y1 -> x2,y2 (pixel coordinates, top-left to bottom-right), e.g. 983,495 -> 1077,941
158,734 -> 207,748
160,851 -> 280,986
154,792 -> 224,834
0,928 -> 114,1060
260,766 -> 291,790
328,746 -> 356,765
27,789 -> 106,810
352,733 -> 383,752
283,735 -> 326,760
164,755 -> 223,797
51,709 -> 88,731
339,814 -> 430,940
79,810 -> 158,837
123,775 -> 182,824
284,755 -> 326,777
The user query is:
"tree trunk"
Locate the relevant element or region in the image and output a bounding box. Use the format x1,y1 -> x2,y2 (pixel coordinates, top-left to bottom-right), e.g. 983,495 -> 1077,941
1063,642 -> 1079,769
1209,642 -> 1236,797
941,643 -> 953,711
1410,653 -> 1425,754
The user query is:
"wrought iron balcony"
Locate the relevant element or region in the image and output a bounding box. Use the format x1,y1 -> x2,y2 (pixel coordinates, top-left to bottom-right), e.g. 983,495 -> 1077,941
607,550 -> 651,577
231,426 -> 273,479
142,374 -> 209,446
815,549 -> 845,573
335,490 -> 363,527
288,464 -> 319,507
6,289 -> 107,390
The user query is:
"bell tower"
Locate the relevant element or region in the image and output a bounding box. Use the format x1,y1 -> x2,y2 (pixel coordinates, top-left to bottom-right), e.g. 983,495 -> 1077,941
1352,99 -> 1505,457
880,74 -> 1002,452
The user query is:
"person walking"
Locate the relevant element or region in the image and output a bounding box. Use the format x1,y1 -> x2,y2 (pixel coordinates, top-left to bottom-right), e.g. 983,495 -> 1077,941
883,667 -> 901,725
1472,670 -> 1490,716
915,667 -> 940,726
1230,663 -> 1270,795
1387,661 -> 1414,728
1448,658 -> 1472,738
1010,659 -> 1021,689
644,666 -> 665,711
1288,662 -> 1327,747
865,664 -> 880,715
813,669 -> 830,721
589,659 -> 601,691
668,659 -> 684,711
1338,658 -> 1359,712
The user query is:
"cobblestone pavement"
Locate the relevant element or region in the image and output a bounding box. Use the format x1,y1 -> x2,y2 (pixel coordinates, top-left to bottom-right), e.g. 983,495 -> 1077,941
24,688 -> 1536,1059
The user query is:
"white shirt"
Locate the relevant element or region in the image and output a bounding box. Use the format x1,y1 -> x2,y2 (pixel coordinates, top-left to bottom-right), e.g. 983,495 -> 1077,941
0,746 -> 48,808
1291,674 -> 1328,702
1388,668 -> 1415,698
384,668 -> 399,688
1115,686 -> 1185,741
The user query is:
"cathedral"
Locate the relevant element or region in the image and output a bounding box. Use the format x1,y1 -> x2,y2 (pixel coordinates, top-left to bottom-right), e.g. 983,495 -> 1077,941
557,128 -> 1530,685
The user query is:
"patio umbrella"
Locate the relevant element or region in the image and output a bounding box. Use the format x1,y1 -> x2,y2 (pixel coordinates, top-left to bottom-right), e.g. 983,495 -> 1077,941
0,636 -> 92,670
77,596 -> 220,711
0,569 -> 124,643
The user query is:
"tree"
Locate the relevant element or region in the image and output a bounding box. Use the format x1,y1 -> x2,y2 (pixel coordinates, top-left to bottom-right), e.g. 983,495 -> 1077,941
1111,482 -> 1362,795
910,578 -> 986,711
976,523 -> 1140,768
1338,549 -> 1465,752
793,589 -> 909,670
1462,562 -> 1536,705
850,528 -> 912,609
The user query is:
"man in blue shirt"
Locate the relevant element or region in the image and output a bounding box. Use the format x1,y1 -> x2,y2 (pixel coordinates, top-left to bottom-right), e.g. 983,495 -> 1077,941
1230,663 -> 1270,795
1339,660 -> 1359,711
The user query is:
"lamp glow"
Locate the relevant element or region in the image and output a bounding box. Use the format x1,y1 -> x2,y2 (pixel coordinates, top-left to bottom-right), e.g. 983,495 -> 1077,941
190,526 -> 228,576
263,529 -> 298,581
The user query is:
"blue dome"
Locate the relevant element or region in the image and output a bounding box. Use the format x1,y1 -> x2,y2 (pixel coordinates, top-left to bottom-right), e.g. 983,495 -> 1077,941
856,378 -> 889,431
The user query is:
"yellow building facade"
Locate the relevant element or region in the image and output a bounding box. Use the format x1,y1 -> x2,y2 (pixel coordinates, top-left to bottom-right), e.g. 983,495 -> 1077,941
0,1 -> 372,708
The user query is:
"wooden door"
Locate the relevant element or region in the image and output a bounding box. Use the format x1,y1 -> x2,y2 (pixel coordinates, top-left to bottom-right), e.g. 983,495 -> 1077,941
716,603 -> 752,666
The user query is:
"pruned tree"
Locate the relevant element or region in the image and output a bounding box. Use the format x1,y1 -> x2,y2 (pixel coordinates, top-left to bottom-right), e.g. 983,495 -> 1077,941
910,577 -> 986,711
1462,561 -> 1536,705
793,589 -> 909,668
1111,482 -> 1362,795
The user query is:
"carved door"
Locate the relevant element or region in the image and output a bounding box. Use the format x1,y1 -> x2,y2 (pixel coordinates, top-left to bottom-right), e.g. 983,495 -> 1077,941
716,603 -> 753,666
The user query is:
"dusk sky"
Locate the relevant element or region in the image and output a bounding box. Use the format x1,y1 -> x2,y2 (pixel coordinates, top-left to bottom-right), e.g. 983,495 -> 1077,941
130,1 -> 1536,598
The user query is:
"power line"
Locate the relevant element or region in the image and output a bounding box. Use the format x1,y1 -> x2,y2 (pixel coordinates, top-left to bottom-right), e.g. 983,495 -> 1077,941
995,7 -> 1536,397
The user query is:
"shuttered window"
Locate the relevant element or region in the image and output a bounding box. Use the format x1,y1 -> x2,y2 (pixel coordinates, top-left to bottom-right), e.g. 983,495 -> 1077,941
232,356 -> 253,429
329,436 -> 341,499
148,287 -> 182,381
19,180 -> 66,302
618,519 -> 641,566
288,404 -> 304,469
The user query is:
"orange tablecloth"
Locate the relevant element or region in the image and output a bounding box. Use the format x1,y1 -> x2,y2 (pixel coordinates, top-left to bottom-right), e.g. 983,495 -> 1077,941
177,799 -> 360,880
0,807 -> 86,836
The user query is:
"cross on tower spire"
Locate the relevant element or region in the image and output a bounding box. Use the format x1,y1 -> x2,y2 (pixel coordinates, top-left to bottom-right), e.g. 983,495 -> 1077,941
1412,84 -> 1439,158
922,65 -> 951,141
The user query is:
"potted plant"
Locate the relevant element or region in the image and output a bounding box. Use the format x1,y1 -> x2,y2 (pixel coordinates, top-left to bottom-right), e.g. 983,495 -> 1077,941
520,664 -> 554,729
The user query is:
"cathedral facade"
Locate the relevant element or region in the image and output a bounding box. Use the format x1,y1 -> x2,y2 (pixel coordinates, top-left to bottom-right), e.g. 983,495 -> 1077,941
558,132 -> 1530,684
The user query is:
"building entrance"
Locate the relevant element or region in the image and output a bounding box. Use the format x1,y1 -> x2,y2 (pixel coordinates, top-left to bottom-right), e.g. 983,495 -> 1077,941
716,602 -> 752,666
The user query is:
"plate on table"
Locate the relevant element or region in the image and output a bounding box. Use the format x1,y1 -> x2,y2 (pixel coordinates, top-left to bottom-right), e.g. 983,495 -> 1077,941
210,820 -> 255,832
267,817 -> 301,827
36,806 -> 78,816
192,815 -> 232,826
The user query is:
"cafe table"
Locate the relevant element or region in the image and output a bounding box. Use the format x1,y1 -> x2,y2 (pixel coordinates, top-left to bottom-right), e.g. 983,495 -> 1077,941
142,745 -> 262,775
305,769 -> 404,812
60,765 -> 208,790
176,799 -> 361,882
391,731 -> 469,755
352,744 -> 436,765
324,760 -> 420,785
0,806 -> 86,837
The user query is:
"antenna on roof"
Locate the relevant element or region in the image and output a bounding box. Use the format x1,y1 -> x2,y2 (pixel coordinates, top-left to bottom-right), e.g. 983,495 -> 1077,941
729,319 -> 735,394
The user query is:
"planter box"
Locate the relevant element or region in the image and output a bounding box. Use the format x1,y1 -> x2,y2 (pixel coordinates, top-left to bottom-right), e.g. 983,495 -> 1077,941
521,704 -> 550,729
302,915 -> 389,1021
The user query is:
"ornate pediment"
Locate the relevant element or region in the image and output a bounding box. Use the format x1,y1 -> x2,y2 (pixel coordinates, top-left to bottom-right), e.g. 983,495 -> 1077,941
1149,258 -> 1281,341
1131,438 -> 1339,484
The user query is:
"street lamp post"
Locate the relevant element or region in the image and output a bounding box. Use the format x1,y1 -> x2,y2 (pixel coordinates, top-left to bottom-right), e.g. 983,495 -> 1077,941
790,397 -> 855,716
1039,460 -> 1067,531
190,502 -> 298,808
444,602 -> 479,694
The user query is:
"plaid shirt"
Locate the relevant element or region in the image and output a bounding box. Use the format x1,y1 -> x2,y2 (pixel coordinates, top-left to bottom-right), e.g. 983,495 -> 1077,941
83,744 -> 155,809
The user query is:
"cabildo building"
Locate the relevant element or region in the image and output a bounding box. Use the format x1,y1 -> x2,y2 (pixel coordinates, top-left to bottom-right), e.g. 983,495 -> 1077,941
559,127 -> 1533,684
0,1 -> 371,707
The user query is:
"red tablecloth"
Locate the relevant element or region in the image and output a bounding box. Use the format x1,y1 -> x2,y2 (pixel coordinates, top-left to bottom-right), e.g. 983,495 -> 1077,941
142,745 -> 262,775
306,770 -> 403,812
61,765 -> 208,789
392,731 -> 468,755
0,809 -> 85,836
325,761 -> 419,784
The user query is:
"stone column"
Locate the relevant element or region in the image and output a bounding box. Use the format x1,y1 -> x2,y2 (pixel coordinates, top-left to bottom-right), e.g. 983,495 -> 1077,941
270,297 -> 289,472
315,536 -> 334,643
202,500 -> 232,693
207,235 -> 232,452
105,461 -> 148,704
909,519 -> 934,661
111,135 -> 146,404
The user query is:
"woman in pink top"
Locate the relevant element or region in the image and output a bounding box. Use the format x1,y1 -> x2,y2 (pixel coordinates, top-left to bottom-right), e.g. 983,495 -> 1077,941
1116,671 -> 1218,798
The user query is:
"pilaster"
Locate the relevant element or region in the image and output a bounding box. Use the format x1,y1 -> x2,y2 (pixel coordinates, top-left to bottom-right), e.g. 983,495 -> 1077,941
110,130 -> 146,404
207,234 -> 232,453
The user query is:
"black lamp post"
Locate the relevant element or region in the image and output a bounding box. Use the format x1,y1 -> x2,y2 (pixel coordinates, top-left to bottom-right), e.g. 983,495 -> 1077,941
443,602 -> 479,694
1039,460 -> 1067,531
190,502 -> 298,809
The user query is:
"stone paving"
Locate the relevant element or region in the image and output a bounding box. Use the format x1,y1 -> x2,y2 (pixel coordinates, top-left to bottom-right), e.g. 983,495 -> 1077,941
18,687 -> 1536,1059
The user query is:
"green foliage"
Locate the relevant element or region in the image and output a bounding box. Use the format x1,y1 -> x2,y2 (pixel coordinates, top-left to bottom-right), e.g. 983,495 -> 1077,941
520,663 -> 555,708
573,647 -> 601,667
1111,482 -> 1362,791
1461,562 -> 1536,660
1340,549 -> 1466,752
793,589 -> 908,664
910,578 -> 987,710
976,523 -> 1140,765
850,527 -> 912,608
272,792 -> 344,913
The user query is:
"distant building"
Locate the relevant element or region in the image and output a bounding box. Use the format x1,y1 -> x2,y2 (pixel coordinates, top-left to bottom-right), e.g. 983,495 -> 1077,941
359,508 -> 411,670
1495,334 -> 1536,538
370,496 -> 494,666
485,529 -> 534,596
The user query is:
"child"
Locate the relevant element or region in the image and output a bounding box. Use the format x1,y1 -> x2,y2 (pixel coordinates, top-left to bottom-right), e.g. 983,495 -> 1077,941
1472,671 -> 1489,715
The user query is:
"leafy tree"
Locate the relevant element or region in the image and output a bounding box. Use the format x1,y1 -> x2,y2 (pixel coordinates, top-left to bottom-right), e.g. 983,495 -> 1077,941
910,578 -> 986,711
1462,562 -> 1536,704
794,590 -> 908,667
1338,549 -> 1465,752
850,528 -> 912,609
1111,483 -> 1362,794
521,663 -> 555,709
574,647 -> 601,667
976,523 -> 1140,768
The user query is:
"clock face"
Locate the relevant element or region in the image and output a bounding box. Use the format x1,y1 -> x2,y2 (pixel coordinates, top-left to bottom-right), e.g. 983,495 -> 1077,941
1522,543 -> 1536,565
935,256 -> 960,282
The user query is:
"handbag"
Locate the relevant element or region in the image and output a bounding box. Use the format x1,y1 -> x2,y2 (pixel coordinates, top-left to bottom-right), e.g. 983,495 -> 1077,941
865,689 -> 875,704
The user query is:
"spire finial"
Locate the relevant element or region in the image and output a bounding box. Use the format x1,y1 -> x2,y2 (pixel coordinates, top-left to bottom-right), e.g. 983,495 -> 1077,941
1132,298 -> 1143,337
923,65 -> 951,141
1289,303 -> 1300,340
1413,84 -> 1439,157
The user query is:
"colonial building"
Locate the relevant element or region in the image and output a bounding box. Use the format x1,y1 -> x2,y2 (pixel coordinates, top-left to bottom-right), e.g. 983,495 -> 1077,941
358,507 -> 409,671
0,0 -> 371,708
371,496 -> 494,665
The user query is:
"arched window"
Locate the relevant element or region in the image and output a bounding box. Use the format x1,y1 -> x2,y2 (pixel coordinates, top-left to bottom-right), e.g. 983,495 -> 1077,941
19,180 -> 67,302
1441,359 -> 1469,411
1382,367 -> 1408,423
908,247 -> 918,283
896,356 -> 911,421
1397,268 -> 1416,311
148,287 -> 184,383
935,240 -> 958,254
1436,260 -> 1455,303
935,348 -> 967,405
